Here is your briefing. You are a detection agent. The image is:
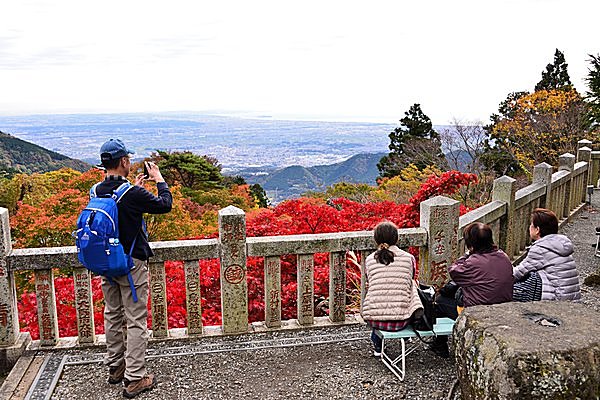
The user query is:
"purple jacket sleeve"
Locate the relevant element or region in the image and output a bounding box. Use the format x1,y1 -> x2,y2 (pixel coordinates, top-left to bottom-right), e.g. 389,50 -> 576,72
448,254 -> 475,287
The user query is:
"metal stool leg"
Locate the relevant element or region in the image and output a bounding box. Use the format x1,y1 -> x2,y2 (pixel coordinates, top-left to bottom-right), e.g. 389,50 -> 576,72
380,336 -> 407,381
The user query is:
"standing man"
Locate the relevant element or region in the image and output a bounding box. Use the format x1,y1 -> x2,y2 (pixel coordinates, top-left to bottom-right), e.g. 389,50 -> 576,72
96,138 -> 172,398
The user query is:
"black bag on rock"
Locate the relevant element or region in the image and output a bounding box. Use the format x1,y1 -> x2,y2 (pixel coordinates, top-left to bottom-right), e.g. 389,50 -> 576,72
412,284 -> 437,332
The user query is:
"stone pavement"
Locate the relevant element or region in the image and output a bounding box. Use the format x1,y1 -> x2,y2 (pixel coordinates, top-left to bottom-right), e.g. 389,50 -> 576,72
0,322 -> 457,400
3,195 -> 600,400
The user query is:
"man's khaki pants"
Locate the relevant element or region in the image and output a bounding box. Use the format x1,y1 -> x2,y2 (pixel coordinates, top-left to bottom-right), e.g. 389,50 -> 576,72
102,258 -> 149,381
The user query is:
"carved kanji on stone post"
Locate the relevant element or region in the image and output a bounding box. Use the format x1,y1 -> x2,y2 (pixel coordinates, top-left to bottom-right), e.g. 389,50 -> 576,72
329,251 -> 346,322
73,268 -> 95,343
419,196 -> 460,287
297,254 -> 314,325
149,261 -> 169,338
264,256 -> 281,328
184,260 -> 203,335
34,269 -> 59,346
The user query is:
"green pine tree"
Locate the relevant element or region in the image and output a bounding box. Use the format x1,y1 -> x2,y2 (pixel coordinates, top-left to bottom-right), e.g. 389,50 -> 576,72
535,49 -> 572,91
154,150 -> 224,190
585,53 -> 600,130
377,103 -> 445,178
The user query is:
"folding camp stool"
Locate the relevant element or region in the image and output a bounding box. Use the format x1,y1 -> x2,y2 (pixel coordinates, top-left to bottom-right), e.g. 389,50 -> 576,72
373,317 -> 455,381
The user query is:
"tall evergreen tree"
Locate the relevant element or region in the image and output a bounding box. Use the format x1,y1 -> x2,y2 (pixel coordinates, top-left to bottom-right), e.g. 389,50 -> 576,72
377,103 -> 446,178
585,53 -> 600,130
535,49 -> 572,91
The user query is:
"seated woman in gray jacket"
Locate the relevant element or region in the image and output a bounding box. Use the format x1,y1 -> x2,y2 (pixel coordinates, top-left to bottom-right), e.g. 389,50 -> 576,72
513,208 -> 581,301
361,221 -> 423,357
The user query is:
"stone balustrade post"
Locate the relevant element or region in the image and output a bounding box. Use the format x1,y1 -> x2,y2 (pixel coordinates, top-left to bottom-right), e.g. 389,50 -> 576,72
419,196 -> 460,287
533,162 -> 553,211
592,151 -> 600,188
578,146 -> 592,163
559,153 -> 575,172
297,254 -> 314,326
578,139 -> 592,151
218,206 -> 249,334
73,268 -> 95,343
34,268 -> 59,346
559,153 -> 575,218
329,251 -> 346,322
578,146 -> 593,190
492,176 -> 516,258
149,261 -> 168,338
0,208 -> 18,347
184,261 -> 203,335
264,256 -> 281,328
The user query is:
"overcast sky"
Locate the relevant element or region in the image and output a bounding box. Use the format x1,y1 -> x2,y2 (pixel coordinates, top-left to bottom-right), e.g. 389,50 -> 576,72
1,0 -> 599,124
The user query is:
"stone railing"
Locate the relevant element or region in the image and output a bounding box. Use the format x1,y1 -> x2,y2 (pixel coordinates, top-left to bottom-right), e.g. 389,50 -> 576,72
0,141 -> 595,370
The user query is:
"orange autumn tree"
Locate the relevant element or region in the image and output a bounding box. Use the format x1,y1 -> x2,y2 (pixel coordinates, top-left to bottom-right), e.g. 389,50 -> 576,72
489,88 -> 591,172
0,168 -> 88,215
10,169 -> 104,247
9,169 -> 207,248
144,185 -> 215,240
11,188 -> 89,248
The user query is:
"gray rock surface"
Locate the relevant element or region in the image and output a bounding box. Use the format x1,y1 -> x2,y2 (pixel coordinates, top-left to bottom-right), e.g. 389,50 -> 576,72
454,301 -> 600,399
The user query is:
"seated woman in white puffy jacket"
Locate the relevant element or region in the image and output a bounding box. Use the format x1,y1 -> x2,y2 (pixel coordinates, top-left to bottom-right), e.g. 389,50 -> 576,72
361,221 -> 423,356
513,208 -> 581,301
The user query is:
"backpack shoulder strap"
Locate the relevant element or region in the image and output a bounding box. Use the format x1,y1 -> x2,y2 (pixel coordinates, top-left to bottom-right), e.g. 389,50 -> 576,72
113,181 -> 134,203
89,183 -> 100,199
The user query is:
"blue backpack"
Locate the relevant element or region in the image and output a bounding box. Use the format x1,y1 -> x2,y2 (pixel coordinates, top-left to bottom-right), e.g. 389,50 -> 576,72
74,182 -> 139,302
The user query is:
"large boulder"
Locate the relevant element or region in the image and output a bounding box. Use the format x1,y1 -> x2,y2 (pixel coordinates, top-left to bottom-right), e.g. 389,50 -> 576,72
453,301 -> 600,399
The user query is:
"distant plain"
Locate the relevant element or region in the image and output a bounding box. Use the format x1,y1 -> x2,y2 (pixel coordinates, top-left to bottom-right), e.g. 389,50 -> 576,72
0,113 -> 395,175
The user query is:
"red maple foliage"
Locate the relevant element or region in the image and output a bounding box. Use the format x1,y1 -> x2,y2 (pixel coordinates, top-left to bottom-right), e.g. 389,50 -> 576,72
17,171 -> 477,339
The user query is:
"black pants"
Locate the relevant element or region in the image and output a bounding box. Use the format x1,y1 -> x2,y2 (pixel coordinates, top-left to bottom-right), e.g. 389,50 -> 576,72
435,292 -> 459,320
432,292 -> 459,350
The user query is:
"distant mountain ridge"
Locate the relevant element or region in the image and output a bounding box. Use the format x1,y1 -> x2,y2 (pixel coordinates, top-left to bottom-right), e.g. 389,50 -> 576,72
0,131 -> 91,177
240,152 -> 386,201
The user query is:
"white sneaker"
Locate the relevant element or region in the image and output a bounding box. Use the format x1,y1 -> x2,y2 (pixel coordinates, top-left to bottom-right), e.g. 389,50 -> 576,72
373,350 -> 382,357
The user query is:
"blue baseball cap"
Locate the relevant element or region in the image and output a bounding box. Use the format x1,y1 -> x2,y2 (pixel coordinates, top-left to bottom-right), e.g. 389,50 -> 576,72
99,138 -> 135,162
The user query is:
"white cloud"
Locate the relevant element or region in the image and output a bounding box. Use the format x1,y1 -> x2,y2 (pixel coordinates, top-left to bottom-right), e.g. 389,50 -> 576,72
0,0 -> 599,124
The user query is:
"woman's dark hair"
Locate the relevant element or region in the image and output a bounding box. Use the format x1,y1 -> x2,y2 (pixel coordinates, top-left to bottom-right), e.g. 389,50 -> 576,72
531,208 -> 558,237
463,222 -> 495,253
373,221 -> 398,265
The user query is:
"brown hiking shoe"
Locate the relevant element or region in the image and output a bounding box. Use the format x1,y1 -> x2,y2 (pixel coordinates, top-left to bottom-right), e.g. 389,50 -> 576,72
108,363 -> 126,384
122,374 -> 156,398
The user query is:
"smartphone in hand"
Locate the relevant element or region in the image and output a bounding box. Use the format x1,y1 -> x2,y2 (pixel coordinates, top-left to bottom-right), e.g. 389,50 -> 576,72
143,162 -> 149,179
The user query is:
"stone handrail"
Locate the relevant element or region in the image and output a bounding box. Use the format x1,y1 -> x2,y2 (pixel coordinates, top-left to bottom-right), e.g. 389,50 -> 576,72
0,140 -> 595,371
246,228 -> 427,257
